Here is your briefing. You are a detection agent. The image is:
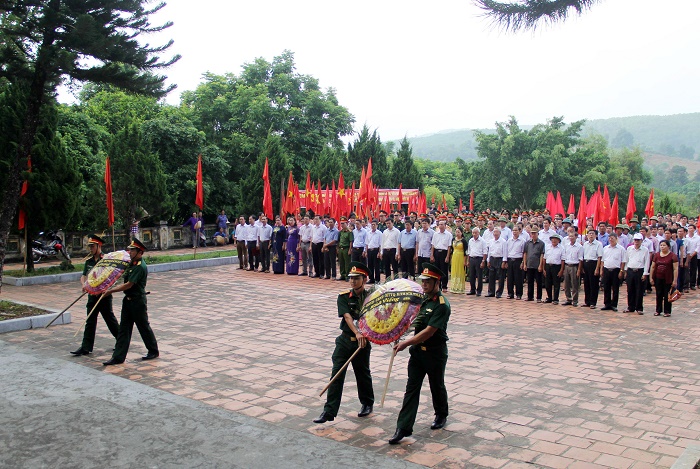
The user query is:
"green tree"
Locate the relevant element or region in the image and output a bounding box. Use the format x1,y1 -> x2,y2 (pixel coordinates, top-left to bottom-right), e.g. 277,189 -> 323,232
347,125 -> 390,187
390,137 -> 424,191
666,165 -> 689,187
474,0 -> 601,31
238,132 -> 291,217
0,0 -> 179,288
611,128 -> 634,148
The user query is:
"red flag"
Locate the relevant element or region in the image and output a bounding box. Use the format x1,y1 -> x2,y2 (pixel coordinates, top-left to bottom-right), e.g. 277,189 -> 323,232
283,171 -> 295,215
18,155 -> 32,230
305,171 -> 311,210
383,191 -> 390,210
431,193 -> 435,205
610,194 -> 619,226
366,158 -> 373,180
349,181 -> 356,214
459,199 -> 463,212
577,186 -> 587,226
602,184 -> 611,223
555,191 -> 565,217
309,181 -> 316,212
262,157 -> 273,219
294,182 -> 301,215
546,191 -> 554,215
645,189 -> 655,220
195,154 -> 204,211
442,194 -> 447,211
587,189 -> 599,221
325,185 -> 331,215
398,183 -> 403,208
337,171 -> 346,216
104,156 -> 114,227
331,180 -> 338,219
626,186 -> 636,222
469,190 -> 474,212
358,167 -> 367,203
567,194 -> 575,215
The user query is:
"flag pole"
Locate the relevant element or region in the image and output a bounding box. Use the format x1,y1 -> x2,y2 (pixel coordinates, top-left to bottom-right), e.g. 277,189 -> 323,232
112,225 -> 115,252
22,228 -> 27,277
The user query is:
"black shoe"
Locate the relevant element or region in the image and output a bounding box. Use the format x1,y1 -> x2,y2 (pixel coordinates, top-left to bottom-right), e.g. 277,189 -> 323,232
543,299 -> 552,304
313,412 -> 335,424
612,307 -> 618,312
562,301 -> 572,306
506,296 -> 514,299
495,295 -> 502,299
70,348 -> 90,356
358,404 -> 373,417
485,294 -> 495,298
142,352 -> 159,360
601,306 -> 612,311
431,415 -> 447,430
102,358 -> 124,366
516,296 -> 522,300
388,428 -> 412,444
466,291 -> 476,295
476,293 -> 481,297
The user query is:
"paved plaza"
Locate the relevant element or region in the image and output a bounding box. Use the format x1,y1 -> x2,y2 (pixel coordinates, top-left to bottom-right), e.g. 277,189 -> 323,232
2,264 -> 700,468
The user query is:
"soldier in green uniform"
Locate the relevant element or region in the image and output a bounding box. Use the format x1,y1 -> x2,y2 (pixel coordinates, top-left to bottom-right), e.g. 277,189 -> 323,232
70,234 -> 119,356
378,210 -> 388,232
103,238 -> 159,366
388,263 -> 451,444
313,261 -> 375,423
337,216 -> 354,281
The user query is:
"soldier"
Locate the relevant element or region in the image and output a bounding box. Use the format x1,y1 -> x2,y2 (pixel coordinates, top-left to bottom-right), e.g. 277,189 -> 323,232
103,238 -> 159,366
389,263 -> 451,444
70,234 -> 119,356
337,216 -> 354,281
313,261 -> 374,423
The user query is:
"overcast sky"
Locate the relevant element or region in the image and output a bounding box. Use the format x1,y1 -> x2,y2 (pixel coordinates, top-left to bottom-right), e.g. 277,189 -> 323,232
146,0 -> 700,140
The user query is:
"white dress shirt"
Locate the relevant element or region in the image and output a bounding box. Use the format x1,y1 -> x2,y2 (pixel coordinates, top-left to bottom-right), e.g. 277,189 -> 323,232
582,239 -> 603,260
544,243 -> 565,265
381,227 -> 400,251
416,228 -> 435,257
625,245 -> 650,275
507,236 -> 526,259
602,244 -> 627,269
366,229 -> 382,249
431,230 -> 453,251
562,240 -> 583,265
311,223 -> 327,243
487,237 -> 508,263
467,237 -> 488,257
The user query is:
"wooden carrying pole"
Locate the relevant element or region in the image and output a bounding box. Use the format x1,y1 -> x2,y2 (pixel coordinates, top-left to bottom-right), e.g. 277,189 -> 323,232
319,347 -> 362,397
45,292 -> 87,328
73,292 -> 106,337
380,340 -> 399,407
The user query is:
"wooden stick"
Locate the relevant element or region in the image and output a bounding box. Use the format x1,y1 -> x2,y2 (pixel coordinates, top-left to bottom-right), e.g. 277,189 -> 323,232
194,228 -> 198,260
45,291 -> 88,328
112,225 -> 115,252
73,292 -> 107,337
23,229 -> 27,277
380,340 -> 399,407
319,346 -> 362,397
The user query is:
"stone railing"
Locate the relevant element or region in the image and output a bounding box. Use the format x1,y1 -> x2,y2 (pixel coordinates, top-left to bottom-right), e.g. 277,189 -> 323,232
6,222 -> 221,262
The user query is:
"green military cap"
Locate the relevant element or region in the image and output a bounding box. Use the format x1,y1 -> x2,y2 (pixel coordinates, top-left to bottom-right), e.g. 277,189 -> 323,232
347,261 -> 370,277
418,262 -> 445,280
550,233 -> 562,241
87,234 -> 106,246
630,217 -> 639,223
562,218 -> 572,224
127,237 -> 147,252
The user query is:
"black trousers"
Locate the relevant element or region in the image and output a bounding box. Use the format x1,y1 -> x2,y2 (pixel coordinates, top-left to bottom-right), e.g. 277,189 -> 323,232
312,242 -> 325,278
654,277 -> 673,315
468,256 -> 483,294
602,267 -> 621,307
400,248 -> 416,278
626,268 -> 645,311
488,257 -> 505,296
367,248 -> 380,283
582,260 -> 600,306
351,247 -> 366,264
526,268 -> 543,300
433,249 -> 449,290
507,258 -> 524,298
81,294 -> 119,352
111,296 -> 158,362
382,248 -> 398,280
259,240 -> 271,271
545,264 -> 562,302
246,241 -> 259,269
324,245 -> 337,279
690,256 -> 698,288
417,256 -> 430,273
679,262 -> 687,290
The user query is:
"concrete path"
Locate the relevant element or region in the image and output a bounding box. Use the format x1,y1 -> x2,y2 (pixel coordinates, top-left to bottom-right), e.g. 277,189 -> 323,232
2,266 -> 700,468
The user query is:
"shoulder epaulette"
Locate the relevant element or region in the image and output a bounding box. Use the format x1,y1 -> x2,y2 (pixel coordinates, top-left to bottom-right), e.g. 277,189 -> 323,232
439,296 -> 446,304
339,289 -> 352,296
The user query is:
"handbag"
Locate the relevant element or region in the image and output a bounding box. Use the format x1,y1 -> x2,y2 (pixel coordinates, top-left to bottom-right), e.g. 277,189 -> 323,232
668,288 -> 682,303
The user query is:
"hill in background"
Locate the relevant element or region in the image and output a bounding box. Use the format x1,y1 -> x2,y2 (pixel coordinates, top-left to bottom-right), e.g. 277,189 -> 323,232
402,113 -> 700,163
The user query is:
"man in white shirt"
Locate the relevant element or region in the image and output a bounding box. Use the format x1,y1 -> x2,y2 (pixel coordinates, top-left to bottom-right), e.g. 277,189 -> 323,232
380,219 -> 401,281
506,226 -> 526,299
624,233 -> 650,314
482,220 -> 496,243
601,234 -> 627,312
498,217 -> 512,242
486,228 -> 508,298
467,227 -> 487,296
298,215 -> 314,276
311,216 -> 328,278
539,219 -> 557,248
561,228 -> 583,306
685,224 -> 699,291
366,220 -> 383,284
430,217 -> 453,290
234,216 -> 249,270
542,234 -> 565,304
246,215 -> 260,271
416,218 -> 435,271
581,229 -> 603,308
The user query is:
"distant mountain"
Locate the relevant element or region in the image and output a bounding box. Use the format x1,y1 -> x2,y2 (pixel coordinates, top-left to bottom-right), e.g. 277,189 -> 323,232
401,113 -> 700,162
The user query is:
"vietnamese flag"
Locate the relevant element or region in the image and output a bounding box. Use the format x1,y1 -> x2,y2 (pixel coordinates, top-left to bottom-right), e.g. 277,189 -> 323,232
469,189 -> 474,212
577,186 -> 587,226
283,171 -> 295,215
626,186 -> 636,222
602,184 -> 611,222
304,171 -> 311,209
398,183 -> 403,208
610,193 -> 620,226
262,157 -> 273,219
195,154 -> 204,211
104,156 -> 114,227
357,167 -> 367,203
645,189 -> 654,220
18,155 -> 32,230
567,194 -> 576,216
337,171 -> 346,216
366,157 -> 373,180
555,191 -> 565,217
442,194 -> 447,211
459,198 -> 463,212
349,181 -> 356,214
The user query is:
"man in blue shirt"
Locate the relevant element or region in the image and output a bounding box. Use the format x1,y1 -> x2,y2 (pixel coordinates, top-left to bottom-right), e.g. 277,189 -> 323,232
398,220 -> 418,279
597,222 -> 609,247
323,218 -> 340,280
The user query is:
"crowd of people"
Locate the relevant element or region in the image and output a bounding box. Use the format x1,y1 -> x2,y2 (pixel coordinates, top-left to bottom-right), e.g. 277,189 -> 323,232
223,207 -> 693,317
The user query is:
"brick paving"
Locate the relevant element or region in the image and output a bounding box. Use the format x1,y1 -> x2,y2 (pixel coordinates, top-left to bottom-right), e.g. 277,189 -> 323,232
2,267 -> 700,468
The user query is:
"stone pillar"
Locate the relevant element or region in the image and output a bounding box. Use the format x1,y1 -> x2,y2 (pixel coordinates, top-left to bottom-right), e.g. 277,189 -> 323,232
159,221 -> 169,250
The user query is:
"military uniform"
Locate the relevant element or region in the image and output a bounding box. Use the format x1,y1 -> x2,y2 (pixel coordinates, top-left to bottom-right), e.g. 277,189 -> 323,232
395,290 -> 450,433
80,254 -> 119,351
107,239 -> 159,364
338,221 -> 354,281
322,286 -> 374,417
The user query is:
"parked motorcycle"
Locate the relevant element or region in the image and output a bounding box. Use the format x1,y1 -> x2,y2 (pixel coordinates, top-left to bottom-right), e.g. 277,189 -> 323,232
31,230 -> 71,263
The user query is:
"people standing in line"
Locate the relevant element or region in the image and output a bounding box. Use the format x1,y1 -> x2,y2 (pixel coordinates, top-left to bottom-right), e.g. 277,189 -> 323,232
505,226 -> 526,300
650,239 -> 679,317
311,216 -> 327,278
257,215 -> 273,273
581,229 -> 603,308
398,220 -> 417,279
298,215 -> 313,276
285,216 -> 300,275
601,234 -> 627,312
103,238 -> 159,366
322,218 -> 339,280
234,216 -> 249,270
313,262 -> 374,424
623,233 -> 650,315
486,227 -> 507,298
523,228 -> 545,302
380,219 -> 400,281
448,227 -> 467,293
388,263 -> 451,445
542,234 -> 565,304
466,227 -> 487,296
71,234 -> 119,357
561,228 -> 583,306
366,219 -> 383,284
246,215 -> 260,271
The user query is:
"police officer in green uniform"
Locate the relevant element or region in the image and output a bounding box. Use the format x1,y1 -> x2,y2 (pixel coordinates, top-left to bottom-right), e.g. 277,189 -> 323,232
313,261 -> 375,423
70,234 -> 119,356
337,216 -> 354,281
103,238 -> 159,366
389,263 -> 451,444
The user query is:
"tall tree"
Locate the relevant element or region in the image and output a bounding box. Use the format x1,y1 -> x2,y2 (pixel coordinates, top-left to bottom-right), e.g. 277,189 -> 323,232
474,0 -> 601,31
390,137 -> 424,191
347,125 -> 390,188
0,0 -> 179,289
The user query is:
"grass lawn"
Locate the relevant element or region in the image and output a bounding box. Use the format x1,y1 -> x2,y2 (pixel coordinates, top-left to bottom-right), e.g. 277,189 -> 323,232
0,300 -> 51,321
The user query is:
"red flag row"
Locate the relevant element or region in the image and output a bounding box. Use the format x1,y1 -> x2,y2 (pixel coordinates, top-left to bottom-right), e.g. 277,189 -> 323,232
549,185 -> 653,225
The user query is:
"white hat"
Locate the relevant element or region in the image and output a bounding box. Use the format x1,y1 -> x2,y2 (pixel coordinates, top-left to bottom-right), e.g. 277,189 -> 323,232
633,233 -> 643,240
